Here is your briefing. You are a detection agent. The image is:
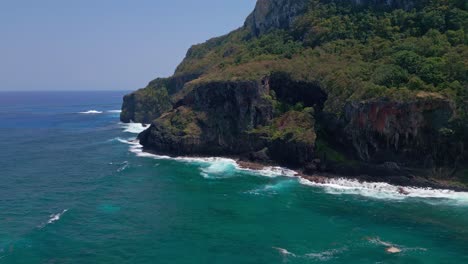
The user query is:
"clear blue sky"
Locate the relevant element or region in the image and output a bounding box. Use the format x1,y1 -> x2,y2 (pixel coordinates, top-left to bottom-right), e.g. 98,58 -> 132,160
0,0 -> 256,91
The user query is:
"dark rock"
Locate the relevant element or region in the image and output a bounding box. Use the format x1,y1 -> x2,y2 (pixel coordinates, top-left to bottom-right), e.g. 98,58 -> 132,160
139,80 -> 273,156
342,97 -> 455,166
244,0 -> 309,36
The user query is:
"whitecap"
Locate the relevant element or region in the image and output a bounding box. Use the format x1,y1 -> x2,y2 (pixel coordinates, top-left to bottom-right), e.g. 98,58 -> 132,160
200,159 -> 238,179
273,247 -> 296,257
48,209 -> 68,224
299,178 -> 468,204
79,110 -> 103,114
109,137 -> 133,144
107,110 -> 122,113
120,122 -> 149,134
38,209 -> 68,228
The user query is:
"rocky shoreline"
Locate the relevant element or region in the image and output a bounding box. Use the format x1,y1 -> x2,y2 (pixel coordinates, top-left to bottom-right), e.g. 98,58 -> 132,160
140,146 -> 468,192
122,0 -> 468,193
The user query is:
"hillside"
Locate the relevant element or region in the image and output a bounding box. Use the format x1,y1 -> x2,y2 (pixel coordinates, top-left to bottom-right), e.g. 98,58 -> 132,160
121,0 -> 468,189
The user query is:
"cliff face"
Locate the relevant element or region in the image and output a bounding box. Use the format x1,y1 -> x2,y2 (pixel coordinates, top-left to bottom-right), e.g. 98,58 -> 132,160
139,80 -> 273,156
121,73 -> 200,123
342,97 -> 454,164
121,0 -> 468,187
244,0 -> 309,36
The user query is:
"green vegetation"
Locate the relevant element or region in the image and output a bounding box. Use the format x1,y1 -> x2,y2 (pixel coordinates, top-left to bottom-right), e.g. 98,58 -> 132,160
121,87 -> 172,123
158,107 -> 203,138
251,108 -> 316,145
315,139 -> 348,164
171,0 -> 466,120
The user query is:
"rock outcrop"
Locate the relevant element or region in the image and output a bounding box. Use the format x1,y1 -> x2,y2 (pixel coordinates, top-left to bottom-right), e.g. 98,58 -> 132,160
245,0 -> 309,36
139,80 -> 273,156
121,0 -> 467,188
121,73 -> 200,123
342,96 -> 454,165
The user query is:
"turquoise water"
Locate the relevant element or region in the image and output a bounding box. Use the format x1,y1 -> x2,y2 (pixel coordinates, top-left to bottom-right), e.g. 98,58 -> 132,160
0,91 -> 467,263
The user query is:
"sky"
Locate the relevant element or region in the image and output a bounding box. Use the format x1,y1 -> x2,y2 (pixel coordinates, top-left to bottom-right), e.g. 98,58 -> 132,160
0,0 -> 256,91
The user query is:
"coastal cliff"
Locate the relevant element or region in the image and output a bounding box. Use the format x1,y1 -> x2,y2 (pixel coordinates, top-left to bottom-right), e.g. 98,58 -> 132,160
122,0 -> 468,188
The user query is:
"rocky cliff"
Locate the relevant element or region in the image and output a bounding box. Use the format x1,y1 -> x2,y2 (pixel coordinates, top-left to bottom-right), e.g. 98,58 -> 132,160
244,0 -> 309,36
121,0 -> 468,188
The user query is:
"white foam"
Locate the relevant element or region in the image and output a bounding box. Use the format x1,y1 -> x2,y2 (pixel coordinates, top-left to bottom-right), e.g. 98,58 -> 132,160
41,209 -> 68,227
114,136 -> 299,180
368,237 -> 427,253
120,122 -> 150,134
107,110 -> 122,113
237,165 -> 298,178
299,177 -> 468,204
273,246 -> 347,261
200,159 -> 237,179
273,247 -> 296,257
115,128 -> 468,204
247,180 -> 296,196
79,110 -> 103,114
305,247 -> 347,261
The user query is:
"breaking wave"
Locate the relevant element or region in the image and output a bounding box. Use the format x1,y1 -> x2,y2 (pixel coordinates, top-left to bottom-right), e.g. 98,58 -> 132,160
117,135 -> 298,179
38,209 -> 68,229
48,209 -> 68,224
117,123 -> 468,204
107,110 -> 122,113
79,110 -> 103,114
120,122 -> 149,134
299,178 -> 468,204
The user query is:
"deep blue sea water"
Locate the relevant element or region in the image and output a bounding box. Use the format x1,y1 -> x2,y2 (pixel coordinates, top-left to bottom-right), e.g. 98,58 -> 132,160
0,91 -> 467,263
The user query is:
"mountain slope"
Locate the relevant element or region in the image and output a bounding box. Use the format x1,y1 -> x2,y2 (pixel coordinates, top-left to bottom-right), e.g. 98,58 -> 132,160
122,0 -> 468,188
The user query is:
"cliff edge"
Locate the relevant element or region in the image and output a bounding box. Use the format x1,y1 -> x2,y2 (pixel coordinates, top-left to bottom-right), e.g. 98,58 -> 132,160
122,0 -> 468,189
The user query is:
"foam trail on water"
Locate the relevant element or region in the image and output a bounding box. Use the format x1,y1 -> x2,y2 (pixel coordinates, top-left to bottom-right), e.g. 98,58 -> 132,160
48,209 -> 68,224
305,247 -> 348,261
38,209 -> 69,228
79,110 -> 103,114
107,110 -> 122,113
273,247 -> 296,257
299,178 -> 468,204
247,179 -> 296,196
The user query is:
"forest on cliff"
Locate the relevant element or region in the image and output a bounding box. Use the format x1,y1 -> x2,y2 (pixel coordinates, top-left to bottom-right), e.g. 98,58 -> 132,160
122,0 -> 468,188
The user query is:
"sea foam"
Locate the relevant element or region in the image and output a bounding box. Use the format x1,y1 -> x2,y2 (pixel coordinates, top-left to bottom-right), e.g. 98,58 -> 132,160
118,123 -> 468,204
120,122 -> 150,134
299,178 -> 468,204
38,209 -> 69,229
79,110 -> 103,114
48,209 -> 68,224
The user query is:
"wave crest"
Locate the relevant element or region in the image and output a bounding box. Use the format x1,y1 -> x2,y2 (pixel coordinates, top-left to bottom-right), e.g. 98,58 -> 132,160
299,178 -> 468,204
116,128 -> 468,204
79,110 -> 103,114
120,122 -> 149,134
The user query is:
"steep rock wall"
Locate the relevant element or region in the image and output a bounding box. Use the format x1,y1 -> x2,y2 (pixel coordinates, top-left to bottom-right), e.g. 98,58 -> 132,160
341,97 -> 456,166
139,80 -> 273,156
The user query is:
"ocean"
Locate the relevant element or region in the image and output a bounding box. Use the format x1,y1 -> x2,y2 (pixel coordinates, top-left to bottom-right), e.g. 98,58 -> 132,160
0,91 -> 467,263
